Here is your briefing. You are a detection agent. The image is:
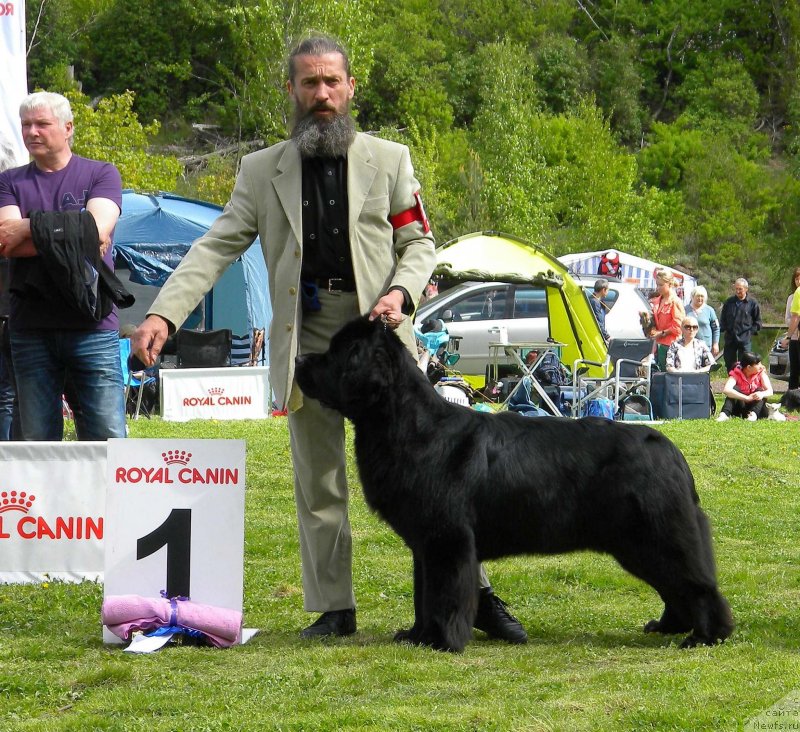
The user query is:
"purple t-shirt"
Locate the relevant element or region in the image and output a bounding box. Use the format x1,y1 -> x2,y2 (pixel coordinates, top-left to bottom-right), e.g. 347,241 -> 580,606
0,154 -> 123,330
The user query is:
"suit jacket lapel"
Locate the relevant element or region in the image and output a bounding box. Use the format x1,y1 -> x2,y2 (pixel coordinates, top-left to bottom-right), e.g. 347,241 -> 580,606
348,134 -> 378,234
272,143 -> 302,244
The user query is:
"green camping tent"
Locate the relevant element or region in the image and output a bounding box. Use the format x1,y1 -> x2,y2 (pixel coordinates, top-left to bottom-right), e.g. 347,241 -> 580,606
433,231 -> 607,374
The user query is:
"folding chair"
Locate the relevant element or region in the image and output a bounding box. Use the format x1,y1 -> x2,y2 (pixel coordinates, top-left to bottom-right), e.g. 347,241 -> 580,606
571,338 -> 653,419
175,328 -> 232,368
119,338 -> 159,419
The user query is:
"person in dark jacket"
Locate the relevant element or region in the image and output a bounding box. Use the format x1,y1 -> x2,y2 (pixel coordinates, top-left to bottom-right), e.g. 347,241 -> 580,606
719,278 -> 762,372
590,278 -> 610,342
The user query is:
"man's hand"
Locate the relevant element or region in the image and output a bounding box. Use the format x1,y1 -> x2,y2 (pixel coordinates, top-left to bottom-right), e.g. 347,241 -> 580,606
132,315 -> 170,367
369,289 -> 406,329
0,219 -> 37,258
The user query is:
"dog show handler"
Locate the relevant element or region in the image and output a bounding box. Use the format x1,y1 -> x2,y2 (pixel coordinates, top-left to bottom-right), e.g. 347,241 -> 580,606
133,34 -> 526,644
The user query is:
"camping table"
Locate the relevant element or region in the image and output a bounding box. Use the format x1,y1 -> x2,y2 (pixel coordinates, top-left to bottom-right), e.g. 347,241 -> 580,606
489,341 -> 566,415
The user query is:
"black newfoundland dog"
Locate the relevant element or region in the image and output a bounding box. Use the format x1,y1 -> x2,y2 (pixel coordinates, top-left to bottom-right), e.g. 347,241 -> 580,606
294,316 -> 733,652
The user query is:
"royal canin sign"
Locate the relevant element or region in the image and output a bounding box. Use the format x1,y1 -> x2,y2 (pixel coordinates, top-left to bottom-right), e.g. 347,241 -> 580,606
182,386 -> 252,408
114,449 -> 240,485
0,490 -> 102,540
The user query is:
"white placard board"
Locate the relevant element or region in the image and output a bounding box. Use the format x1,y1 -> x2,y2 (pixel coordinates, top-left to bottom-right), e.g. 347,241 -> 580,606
160,366 -> 270,422
0,442 -> 105,584
103,439 -> 246,644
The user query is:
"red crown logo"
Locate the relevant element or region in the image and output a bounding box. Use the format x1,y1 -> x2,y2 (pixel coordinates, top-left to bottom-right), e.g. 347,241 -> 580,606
162,450 -> 192,466
0,490 -> 36,514
208,387 -> 224,396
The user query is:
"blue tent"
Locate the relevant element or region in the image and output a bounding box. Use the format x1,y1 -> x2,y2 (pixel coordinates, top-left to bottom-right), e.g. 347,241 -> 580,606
113,191 -> 271,354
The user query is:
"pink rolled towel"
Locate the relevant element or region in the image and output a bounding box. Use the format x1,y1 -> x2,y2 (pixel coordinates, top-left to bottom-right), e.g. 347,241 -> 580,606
102,594 -> 242,648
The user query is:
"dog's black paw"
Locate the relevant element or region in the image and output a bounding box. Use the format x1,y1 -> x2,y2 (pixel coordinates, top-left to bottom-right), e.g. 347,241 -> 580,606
393,626 -> 462,652
643,619 -> 662,634
393,626 -> 423,644
679,633 -> 726,649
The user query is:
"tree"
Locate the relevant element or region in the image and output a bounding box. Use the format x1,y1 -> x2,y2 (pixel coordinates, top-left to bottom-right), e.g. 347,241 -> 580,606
67,90 -> 182,191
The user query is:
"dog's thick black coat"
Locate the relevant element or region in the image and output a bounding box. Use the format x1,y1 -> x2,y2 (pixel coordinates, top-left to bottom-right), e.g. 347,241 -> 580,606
294,316 -> 733,652
780,388 -> 800,411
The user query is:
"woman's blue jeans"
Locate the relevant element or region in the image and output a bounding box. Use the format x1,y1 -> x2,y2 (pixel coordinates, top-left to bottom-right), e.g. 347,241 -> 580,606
10,328 -> 126,441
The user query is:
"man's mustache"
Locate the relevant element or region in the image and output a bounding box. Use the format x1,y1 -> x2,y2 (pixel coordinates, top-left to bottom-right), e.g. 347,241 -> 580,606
309,103 -> 337,114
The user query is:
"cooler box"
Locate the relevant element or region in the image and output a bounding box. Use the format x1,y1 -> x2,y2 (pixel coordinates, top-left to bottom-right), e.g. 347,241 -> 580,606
650,372 -> 711,419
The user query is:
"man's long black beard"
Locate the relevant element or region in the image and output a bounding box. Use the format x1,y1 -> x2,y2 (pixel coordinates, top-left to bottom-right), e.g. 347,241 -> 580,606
291,110 -> 356,159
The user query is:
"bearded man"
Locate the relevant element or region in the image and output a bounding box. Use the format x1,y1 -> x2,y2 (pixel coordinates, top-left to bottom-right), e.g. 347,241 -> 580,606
133,35 -> 526,644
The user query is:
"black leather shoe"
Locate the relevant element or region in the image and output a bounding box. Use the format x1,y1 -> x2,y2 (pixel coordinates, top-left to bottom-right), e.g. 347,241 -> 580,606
474,589 -> 528,644
299,609 -> 356,639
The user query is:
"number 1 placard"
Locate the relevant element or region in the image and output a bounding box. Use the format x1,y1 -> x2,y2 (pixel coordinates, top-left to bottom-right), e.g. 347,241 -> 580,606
103,438 -> 246,644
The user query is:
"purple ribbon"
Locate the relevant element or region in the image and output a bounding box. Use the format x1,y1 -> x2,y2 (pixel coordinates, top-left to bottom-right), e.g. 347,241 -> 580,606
159,589 -> 189,626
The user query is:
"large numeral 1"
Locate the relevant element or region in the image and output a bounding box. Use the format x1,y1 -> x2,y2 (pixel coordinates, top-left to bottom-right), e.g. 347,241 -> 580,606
137,508 -> 192,598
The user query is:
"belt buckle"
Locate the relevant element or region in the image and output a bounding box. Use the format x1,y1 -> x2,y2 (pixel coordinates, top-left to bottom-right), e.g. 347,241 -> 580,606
328,278 -> 344,293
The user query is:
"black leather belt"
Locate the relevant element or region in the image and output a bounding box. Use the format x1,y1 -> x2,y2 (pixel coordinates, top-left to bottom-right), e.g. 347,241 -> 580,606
312,277 -> 356,293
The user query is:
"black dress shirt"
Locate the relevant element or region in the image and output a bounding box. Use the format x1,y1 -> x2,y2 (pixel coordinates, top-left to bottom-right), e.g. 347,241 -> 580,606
300,156 -> 353,282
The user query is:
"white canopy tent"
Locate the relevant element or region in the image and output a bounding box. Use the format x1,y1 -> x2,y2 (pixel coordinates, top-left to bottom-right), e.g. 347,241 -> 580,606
558,249 -> 697,305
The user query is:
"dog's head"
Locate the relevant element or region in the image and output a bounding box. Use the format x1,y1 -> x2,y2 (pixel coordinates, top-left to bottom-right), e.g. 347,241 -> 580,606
294,315 -> 416,420
780,388 -> 800,411
639,311 -> 656,338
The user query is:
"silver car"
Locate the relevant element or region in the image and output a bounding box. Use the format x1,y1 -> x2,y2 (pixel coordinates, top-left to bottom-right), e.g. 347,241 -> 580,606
414,276 -> 651,378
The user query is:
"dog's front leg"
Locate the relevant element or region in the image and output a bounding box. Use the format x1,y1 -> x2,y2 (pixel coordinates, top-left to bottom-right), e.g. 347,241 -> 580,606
394,553 -> 425,644
417,528 -> 478,652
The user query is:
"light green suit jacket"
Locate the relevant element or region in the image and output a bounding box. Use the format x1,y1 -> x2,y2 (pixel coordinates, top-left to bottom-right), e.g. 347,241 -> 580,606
148,132 -> 436,409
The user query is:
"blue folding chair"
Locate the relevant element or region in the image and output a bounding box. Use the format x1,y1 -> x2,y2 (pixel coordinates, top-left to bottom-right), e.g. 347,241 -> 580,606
119,338 -> 158,419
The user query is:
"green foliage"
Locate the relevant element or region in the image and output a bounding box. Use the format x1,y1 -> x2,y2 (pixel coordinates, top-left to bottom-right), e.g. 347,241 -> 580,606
180,156 -> 238,207
538,103 -> 672,257
677,55 -> 767,158
467,41 -> 554,241
67,90 -> 182,191
532,34 -> 591,115
589,35 -> 645,145
219,0 -> 375,142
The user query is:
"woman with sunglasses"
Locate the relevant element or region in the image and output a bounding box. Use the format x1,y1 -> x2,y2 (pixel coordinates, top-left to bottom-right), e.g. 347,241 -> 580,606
665,315 -> 715,373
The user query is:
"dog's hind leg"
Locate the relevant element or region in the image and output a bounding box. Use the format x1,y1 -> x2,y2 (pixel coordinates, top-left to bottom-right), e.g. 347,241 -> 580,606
677,509 -> 734,647
414,528 -> 479,652
613,508 -> 733,647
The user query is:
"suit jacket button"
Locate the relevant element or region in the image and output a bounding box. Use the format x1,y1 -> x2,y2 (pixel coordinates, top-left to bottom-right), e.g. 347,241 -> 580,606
289,287 -> 297,296
286,324 -> 293,331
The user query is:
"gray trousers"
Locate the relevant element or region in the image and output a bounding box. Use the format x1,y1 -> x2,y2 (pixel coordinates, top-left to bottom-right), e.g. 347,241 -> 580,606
288,290 -> 489,613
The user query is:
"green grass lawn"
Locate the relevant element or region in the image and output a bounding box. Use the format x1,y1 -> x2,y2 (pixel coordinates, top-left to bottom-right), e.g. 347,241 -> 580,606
2,415 -> 799,731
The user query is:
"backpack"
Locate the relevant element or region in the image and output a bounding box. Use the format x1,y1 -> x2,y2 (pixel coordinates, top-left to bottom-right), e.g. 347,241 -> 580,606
617,393 -> 653,421
535,351 -> 568,387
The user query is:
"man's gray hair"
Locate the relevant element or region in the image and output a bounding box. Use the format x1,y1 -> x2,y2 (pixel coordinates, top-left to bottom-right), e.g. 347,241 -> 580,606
288,34 -> 351,82
735,278 -> 749,289
20,91 -> 74,127
594,278 -> 609,292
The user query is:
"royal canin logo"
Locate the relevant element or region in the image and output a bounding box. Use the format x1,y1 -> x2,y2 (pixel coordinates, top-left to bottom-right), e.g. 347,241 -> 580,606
182,385 -> 252,408
0,4 -> 16,17
0,490 -> 35,513
115,448 -> 239,486
0,491 -> 102,540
